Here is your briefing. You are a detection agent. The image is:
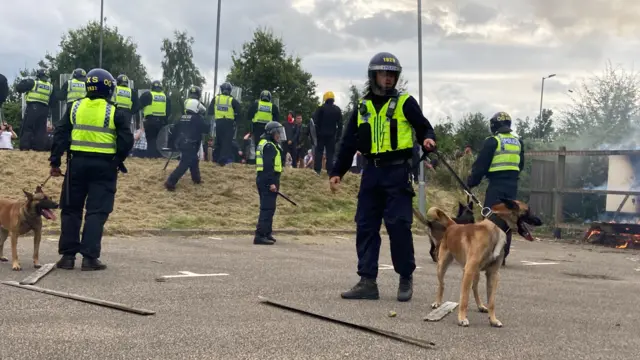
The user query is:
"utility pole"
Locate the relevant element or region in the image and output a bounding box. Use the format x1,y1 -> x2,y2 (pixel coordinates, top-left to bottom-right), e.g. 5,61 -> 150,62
212,0 -> 222,98
99,0 -> 104,67
538,74 -> 556,139
417,0 -> 426,216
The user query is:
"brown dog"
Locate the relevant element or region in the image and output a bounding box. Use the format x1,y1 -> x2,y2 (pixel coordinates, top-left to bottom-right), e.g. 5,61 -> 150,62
0,186 -> 59,271
420,198 -> 542,328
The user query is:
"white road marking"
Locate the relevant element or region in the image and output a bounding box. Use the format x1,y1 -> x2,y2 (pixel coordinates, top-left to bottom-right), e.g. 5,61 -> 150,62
334,236 -> 350,240
521,261 -> 558,266
159,271 -> 229,279
208,237 -> 223,240
379,264 -> 422,270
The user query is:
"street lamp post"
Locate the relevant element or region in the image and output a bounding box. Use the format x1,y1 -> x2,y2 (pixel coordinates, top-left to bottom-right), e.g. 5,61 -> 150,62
212,0 -> 222,98
417,0 -> 426,216
538,73 -> 555,138
99,0 -> 104,67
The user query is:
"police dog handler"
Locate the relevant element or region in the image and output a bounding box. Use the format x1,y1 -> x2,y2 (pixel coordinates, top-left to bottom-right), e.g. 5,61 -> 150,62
329,52 -> 436,302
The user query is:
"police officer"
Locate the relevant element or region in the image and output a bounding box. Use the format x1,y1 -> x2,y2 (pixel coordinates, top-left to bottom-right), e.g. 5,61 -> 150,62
58,68 -> 87,111
466,111 -> 524,267
0,72 -> 9,108
15,68 -> 55,151
164,98 -> 209,190
329,52 -> 436,302
247,90 -> 279,147
208,82 -> 241,166
139,80 -> 171,158
49,68 -> 134,271
254,121 -> 286,245
111,74 -> 138,128
312,91 -> 343,175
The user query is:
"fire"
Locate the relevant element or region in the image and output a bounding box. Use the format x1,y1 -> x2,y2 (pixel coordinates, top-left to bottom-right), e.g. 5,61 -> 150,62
616,242 -> 629,249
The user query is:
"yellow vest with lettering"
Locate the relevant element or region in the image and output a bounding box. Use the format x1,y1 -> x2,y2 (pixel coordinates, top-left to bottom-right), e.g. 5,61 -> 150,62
252,100 -> 273,123
25,80 -> 53,105
112,86 -> 132,109
356,94 -> 413,154
70,99 -> 117,154
143,91 -> 167,117
256,138 -> 282,173
488,133 -> 521,172
214,94 -> 235,119
66,79 -> 86,103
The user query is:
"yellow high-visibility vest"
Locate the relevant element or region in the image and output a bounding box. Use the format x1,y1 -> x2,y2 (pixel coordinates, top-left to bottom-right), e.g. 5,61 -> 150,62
214,94 -> 235,119
66,79 -> 86,103
143,91 -> 167,117
256,138 -> 282,173
112,86 -> 132,109
488,133 -> 521,172
356,93 -> 413,154
25,80 -> 53,105
69,98 -> 117,154
252,100 -> 273,123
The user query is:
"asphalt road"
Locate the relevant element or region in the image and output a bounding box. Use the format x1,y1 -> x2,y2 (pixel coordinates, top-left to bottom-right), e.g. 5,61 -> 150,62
1,234 -> 639,360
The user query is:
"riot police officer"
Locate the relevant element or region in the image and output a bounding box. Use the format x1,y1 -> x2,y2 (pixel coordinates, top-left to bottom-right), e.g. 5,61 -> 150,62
466,111 -> 524,266
58,68 -> 87,110
254,121 -> 286,245
139,80 -> 171,158
209,82 -> 241,166
329,52 -> 436,302
15,68 -> 55,151
49,68 -> 134,271
112,74 -> 137,128
248,90 -> 279,147
165,98 -> 209,190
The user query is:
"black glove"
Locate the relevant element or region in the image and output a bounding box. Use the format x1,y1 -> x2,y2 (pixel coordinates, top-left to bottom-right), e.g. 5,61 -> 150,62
118,162 -> 128,173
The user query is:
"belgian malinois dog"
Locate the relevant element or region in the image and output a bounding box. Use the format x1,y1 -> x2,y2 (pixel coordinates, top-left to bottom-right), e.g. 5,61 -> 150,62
413,201 -> 476,263
419,199 -> 542,328
0,186 -> 59,271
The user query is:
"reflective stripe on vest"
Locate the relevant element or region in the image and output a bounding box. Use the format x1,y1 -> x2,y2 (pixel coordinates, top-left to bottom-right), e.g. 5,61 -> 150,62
70,99 -> 117,154
255,138 -> 282,173
66,79 -> 86,103
488,133 -> 521,172
25,80 -> 52,105
214,94 -> 234,119
356,93 -> 413,154
252,100 -> 273,123
113,86 -> 132,109
143,91 -> 167,117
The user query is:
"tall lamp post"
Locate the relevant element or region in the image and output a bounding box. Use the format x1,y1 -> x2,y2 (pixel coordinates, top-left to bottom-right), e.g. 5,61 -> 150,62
538,73 -> 555,138
417,0 -> 426,216
99,0 -> 104,67
212,0 -> 222,98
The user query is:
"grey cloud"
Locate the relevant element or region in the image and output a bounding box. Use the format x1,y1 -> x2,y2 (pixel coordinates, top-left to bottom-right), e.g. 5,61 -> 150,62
340,11 -> 445,44
458,2 -> 498,25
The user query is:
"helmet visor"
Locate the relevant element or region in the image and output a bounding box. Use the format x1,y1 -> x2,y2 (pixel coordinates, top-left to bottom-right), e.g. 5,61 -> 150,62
273,126 -> 287,142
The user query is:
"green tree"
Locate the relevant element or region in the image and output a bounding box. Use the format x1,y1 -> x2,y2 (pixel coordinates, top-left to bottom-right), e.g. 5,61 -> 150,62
226,27 -> 319,138
515,109 -> 555,142
455,112 -> 491,151
160,30 -> 206,119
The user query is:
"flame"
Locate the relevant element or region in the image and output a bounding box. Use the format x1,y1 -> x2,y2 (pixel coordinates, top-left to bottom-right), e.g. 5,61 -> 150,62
616,242 -> 629,249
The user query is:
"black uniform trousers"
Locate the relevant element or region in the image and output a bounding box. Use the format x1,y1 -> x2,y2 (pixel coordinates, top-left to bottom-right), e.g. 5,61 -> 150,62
143,116 -> 164,158
291,147 -> 304,168
255,175 -> 278,237
252,122 -> 267,149
483,178 -> 518,258
355,160 -> 416,280
58,155 -> 118,259
166,144 -> 201,186
214,119 -> 235,165
19,102 -> 49,151
314,134 -> 336,173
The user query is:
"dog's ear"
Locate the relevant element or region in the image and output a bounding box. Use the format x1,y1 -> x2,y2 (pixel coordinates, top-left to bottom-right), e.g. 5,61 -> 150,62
500,198 -> 519,210
23,189 -> 34,201
35,185 -> 43,193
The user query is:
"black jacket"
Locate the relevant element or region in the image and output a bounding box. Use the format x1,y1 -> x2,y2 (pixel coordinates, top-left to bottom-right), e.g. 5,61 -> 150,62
49,97 -> 134,167
257,137 -> 282,186
15,78 -> 57,108
170,112 -> 209,150
313,100 -> 343,137
466,127 -> 525,188
0,73 -> 8,105
138,91 -> 172,119
330,93 -> 436,178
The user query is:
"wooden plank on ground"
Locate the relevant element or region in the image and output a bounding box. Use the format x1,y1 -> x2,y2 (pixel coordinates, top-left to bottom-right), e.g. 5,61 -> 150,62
258,296 -> 435,349
423,301 -> 458,322
19,263 -> 55,285
1,281 -> 155,316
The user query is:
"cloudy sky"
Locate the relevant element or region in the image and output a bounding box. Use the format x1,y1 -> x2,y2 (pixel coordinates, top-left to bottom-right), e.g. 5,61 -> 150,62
1,0 -> 638,126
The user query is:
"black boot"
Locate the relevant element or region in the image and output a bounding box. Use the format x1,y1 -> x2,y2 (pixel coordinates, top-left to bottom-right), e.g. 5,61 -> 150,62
81,258 -> 107,271
254,235 -> 274,245
397,276 -> 413,302
267,234 -> 277,243
164,182 -> 176,191
341,278 -> 379,300
56,255 -> 75,270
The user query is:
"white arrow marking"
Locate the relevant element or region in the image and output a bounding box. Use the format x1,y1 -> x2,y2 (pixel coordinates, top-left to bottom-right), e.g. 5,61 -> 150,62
521,261 -> 558,266
159,271 -> 229,279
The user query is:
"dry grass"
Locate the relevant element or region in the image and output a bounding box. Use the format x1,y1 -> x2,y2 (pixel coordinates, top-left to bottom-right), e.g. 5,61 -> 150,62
0,151 -> 457,234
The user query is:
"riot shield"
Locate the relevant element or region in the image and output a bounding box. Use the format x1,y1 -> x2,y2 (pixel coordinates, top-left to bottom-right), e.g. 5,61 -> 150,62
231,86 -> 242,102
156,123 -> 180,159
273,98 -> 279,108
137,88 -> 149,122
309,118 -> 318,147
58,73 -> 72,120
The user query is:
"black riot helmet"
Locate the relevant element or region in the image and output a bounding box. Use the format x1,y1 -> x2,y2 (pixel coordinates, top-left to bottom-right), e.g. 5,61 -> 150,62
260,90 -> 272,102
72,68 -> 87,80
151,80 -> 163,91
35,68 -> 49,81
489,111 -> 512,134
220,82 -> 232,96
367,52 -> 402,96
264,121 -> 286,143
188,85 -> 202,100
116,74 -> 130,87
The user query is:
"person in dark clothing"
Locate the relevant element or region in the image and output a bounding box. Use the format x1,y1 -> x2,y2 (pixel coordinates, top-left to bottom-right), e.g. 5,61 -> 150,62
207,82 -> 241,166
57,68 -> 87,112
49,68 -> 134,271
282,111 -> 294,163
15,69 -> 56,151
329,52 -> 436,302
139,80 -> 171,158
254,121 -> 286,245
290,113 -> 306,168
313,91 -> 343,174
164,99 -> 209,190
0,73 -> 8,107
247,90 -> 279,147
466,111 -> 524,267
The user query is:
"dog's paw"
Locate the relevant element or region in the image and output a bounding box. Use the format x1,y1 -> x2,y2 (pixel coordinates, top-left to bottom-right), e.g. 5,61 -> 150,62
12,264 -> 22,271
478,305 -> 488,313
490,319 -> 503,328
458,318 -> 469,327
0,256 -> 8,262
34,263 -> 42,269
431,302 -> 441,309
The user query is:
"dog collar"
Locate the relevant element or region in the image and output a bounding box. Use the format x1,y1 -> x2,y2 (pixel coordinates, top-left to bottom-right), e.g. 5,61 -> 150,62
488,213 -> 511,234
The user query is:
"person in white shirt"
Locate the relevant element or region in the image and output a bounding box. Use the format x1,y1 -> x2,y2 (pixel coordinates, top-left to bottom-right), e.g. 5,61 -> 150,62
0,123 -> 17,150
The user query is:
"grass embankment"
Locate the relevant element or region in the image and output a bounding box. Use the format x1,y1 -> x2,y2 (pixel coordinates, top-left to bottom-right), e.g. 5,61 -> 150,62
0,151 -> 459,234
